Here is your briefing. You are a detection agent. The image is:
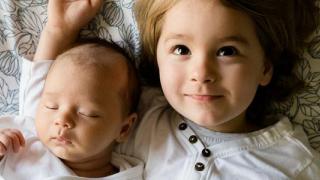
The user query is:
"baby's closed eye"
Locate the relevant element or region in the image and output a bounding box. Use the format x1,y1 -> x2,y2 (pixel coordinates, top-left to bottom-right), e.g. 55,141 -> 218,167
78,111 -> 101,118
44,104 -> 58,110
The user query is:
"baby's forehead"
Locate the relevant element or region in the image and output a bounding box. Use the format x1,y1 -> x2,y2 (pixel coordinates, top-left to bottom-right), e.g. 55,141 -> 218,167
46,44 -> 130,95
46,43 -> 138,114
65,43 -> 127,62
55,43 -> 129,72
45,47 -> 129,98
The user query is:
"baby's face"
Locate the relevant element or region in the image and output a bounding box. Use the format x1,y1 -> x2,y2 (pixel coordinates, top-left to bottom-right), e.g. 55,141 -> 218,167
156,0 -> 273,132
35,56 -> 130,162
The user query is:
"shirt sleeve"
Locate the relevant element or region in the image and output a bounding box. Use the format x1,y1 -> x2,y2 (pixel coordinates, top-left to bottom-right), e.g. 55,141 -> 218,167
296,159 -> 320,178
19,58 -> 53,118
116,87 -> 168,158
0,115 -> 34,132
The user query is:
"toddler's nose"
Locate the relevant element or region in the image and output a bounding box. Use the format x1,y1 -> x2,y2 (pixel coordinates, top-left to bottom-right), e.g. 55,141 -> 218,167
190,56 -> 216,84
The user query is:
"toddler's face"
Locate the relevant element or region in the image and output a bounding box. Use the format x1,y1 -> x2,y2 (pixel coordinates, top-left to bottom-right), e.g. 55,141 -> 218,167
35,57 -> 130,162
156,0 -> 273,132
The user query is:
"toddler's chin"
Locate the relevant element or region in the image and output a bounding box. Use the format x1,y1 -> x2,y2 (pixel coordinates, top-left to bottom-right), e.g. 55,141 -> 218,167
183,112 -> 222,130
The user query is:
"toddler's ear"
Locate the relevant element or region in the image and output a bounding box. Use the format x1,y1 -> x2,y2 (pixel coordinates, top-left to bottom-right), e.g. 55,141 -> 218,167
116,113 -> 137,143
259,61 -> 273,86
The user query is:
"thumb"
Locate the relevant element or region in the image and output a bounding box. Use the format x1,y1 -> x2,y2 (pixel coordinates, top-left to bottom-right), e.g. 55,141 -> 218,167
90,0 -> 103,12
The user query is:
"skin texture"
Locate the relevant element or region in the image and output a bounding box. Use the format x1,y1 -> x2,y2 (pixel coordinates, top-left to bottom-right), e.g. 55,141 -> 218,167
34,0 -> 102,61
0,45 -> 137,177
1,0 -> 138,178
156,0 -> 273,133
35,46 -> 136,177
0,129 -> 25,156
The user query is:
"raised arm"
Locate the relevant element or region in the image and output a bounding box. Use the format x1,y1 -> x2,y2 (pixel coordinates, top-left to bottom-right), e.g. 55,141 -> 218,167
20,0 -> 102,116
33,0 -> 102,60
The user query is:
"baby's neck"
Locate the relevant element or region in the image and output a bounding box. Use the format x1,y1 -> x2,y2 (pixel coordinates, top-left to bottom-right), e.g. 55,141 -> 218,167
62,153 -> 118,177
71,163 -> 118,177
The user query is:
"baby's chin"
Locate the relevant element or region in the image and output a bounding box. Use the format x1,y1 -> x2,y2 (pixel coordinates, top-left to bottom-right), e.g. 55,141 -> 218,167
45,141 -> 80,161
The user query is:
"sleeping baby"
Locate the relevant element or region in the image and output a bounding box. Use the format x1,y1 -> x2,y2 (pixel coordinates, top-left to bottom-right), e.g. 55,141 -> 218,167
1,0 -> 142,178
0,39 -> 142,179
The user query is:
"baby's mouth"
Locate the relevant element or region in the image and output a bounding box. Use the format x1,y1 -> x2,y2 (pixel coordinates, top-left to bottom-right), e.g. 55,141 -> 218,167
51,136 -> 72,145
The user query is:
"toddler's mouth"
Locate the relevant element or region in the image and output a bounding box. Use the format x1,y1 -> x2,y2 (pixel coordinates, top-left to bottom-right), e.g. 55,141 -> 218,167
185,94 -> 223,101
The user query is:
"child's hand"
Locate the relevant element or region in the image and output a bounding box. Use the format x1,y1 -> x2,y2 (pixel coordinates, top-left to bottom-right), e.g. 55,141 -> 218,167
34,0 -> 102,60
0,129 -> 25,157
47,0 -> 102,38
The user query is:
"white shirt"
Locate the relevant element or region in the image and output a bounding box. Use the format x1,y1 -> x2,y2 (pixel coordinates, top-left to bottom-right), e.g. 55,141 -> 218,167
0,115 -> 143,180
116,87 -> 320,180
20,58 -> 320,180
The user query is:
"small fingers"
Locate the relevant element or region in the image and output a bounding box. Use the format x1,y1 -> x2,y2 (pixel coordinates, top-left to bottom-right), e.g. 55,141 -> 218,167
0,131 -> 10,155
0,142 -> 7,155
91,0 -> 103,10
14,129 -> 25,147
10,129 -> 25,152
0,129 -> 25,154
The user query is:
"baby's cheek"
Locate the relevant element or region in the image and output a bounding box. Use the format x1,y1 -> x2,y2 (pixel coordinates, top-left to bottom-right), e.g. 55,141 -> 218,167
82,128 -> 114,147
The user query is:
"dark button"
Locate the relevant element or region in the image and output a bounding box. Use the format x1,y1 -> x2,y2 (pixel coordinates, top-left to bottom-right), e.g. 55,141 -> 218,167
178,123 -> 187,130
195,162 -> 205,171
189,135 -> 198,144
202,148 -> 211,157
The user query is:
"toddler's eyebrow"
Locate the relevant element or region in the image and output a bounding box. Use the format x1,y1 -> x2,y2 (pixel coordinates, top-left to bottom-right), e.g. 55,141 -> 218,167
164,33 -> 250,47
216,35 -> 250,47
164,33 -> 191,43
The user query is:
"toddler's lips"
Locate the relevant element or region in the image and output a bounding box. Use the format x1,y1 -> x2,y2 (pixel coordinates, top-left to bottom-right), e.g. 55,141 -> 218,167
185,94 -> 223,101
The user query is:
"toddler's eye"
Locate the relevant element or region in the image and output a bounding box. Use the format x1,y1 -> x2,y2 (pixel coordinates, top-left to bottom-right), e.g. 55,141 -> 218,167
216,46 -> 238,56
173,45 -> 191,55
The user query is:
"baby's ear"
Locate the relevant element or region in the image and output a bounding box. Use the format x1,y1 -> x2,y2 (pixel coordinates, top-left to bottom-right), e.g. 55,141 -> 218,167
115,113 -> 137,143
259,60 -> 273,86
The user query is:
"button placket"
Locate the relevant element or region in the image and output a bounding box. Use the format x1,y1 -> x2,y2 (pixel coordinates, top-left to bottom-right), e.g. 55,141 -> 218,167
178,120 -> 212,173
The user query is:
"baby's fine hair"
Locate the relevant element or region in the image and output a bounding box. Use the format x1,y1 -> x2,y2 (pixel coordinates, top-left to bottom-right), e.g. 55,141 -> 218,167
53,38 -> 141,115
134,0 -> 319,126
